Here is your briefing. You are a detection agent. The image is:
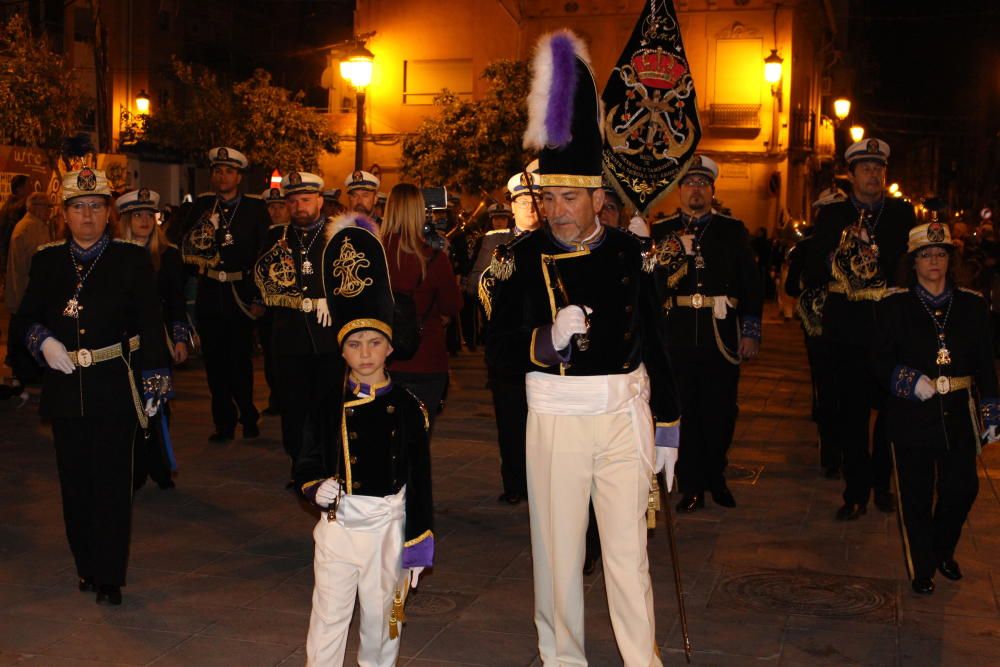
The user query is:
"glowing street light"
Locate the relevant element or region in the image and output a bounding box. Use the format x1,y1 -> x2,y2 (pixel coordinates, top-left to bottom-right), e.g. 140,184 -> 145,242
849,125 -> 865,143
763,49 -> 784,85
888,183 -> 900,195
833,98 -> 851,122
135,90 -> 151,115
340,43 -> 375,171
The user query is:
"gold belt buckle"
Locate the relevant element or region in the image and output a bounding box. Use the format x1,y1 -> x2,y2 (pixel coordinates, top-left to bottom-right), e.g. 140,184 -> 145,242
691,293 -> 704,309
217,270 -> 227,282
936,376 -> 951,395
77,348 -> 93,368
301,297 -> 314,313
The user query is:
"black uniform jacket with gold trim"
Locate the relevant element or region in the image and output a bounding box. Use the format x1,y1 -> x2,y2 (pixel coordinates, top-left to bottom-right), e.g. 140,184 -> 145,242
803,198 -> 915,346
649,212 -> 763,350
158,245 -> 187,342
297,382 -> 433,546
872,286 -> 999,451
255,223 -> 339,355
12,238 -> 169,419
181,193 -> 271,308
485,225 -> 680,425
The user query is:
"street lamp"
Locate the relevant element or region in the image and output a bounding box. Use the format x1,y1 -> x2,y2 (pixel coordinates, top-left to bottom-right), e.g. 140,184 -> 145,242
340,44 -> 374,171
833,98 -> 851,122
849,125 -> 865,143
888,183 -> 900,195
135,90 -> 150,115
764,49 -> 784,88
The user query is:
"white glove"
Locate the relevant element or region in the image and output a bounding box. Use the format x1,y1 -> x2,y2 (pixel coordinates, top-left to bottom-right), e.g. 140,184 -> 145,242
679,234 -> 695,255
41,337 -> 75,375
315,478 -> 342,507
982,425 -> 998,445
655,447 -> 679,492
315,298 -> 332,328
914,375 -> 936,401
550,305 -> 593,350
712,297 -> 729,320
144,397 -> 159,417
208,212 -> 220,230
627,216 -> 650,238
409,566 -> 425,589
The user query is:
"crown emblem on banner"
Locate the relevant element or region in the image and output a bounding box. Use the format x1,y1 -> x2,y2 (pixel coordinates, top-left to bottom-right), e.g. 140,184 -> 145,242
631,48 -> 687,89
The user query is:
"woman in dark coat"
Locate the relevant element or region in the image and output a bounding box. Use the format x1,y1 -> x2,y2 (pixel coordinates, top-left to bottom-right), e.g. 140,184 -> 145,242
12,169 -> 171,605
873,221 -> 999,595
117,188 -> 188,489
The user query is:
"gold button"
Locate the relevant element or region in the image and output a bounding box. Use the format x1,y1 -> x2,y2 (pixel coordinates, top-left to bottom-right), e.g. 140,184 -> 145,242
386,405 -> 395,414
345,408 -> 354,416
349,431 -> 358,440
622,363 -> 630,369
303,286 -> 308,292
624,305 -> 633,313
350,456 -> 357,464
390,429 -> 397,437
622,276 -> 631,285
352,481 -> 361,489
624,331 -> 632,340
79,329 -> 86,334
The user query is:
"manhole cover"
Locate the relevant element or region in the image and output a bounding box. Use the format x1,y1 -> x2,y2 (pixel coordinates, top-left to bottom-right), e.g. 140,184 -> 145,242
728,463 -> 763,485
405,593 -> 457,616
711,569 -> 896,624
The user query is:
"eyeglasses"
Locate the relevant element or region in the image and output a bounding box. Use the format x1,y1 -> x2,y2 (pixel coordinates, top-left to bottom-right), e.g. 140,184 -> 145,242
68,202 -> 108,213
681,178 -> 711,189
916,249 -> 948,260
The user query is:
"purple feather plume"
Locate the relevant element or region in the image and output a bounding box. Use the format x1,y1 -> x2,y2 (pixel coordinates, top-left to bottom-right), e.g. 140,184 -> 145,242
545,34 -> 579,148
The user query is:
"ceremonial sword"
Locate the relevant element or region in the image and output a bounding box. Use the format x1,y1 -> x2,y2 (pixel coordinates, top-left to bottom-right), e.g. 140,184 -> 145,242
655,470 -> 693,662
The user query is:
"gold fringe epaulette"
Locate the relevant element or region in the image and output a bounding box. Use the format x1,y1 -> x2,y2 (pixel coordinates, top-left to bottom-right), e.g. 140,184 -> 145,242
35,239 -> 67,253
478,272 -> 496,320
114,238 -> 146,248
958,287 -> 985,299
490,246 -> 515,281
882,287 -> 908,298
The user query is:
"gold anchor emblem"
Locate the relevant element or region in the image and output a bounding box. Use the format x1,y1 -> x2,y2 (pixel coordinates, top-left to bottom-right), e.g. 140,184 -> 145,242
331,236 -> 373,298
189,221 -> 216,252
268,253 -> 297,287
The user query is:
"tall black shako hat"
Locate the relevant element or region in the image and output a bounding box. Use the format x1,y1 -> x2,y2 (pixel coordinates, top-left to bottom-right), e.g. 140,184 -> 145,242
524,30 -> 603,189
323,218 -> 395,347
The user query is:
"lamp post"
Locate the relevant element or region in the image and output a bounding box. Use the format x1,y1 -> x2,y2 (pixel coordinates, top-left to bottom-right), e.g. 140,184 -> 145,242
135,90 -> 151,116
849,125 -> 865,143
763,49 -> 783,154
340,44 -> 374,171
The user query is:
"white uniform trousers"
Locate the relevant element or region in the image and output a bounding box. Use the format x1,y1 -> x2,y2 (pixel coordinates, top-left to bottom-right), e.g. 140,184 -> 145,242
306,490 -> 405,667
526,368 -> 662,667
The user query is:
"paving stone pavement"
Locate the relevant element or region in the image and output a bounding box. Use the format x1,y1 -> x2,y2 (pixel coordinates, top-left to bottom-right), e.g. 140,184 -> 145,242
1,305 -> 999,666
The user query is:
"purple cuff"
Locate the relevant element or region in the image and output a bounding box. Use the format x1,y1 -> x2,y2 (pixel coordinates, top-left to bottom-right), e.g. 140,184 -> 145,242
301,479 -> 323,504
891,365 -> 921,400
402,534 -> 434,568
741,315 -> 762,341
655,422 -> 680,448
25,323 -> 54,365
171,321 -> 189,345
982,398 -> 1000,428
531,325 -> 571,367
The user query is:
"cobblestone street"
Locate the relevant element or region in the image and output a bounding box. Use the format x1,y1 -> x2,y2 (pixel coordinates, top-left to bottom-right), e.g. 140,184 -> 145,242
2,306 -> 999,666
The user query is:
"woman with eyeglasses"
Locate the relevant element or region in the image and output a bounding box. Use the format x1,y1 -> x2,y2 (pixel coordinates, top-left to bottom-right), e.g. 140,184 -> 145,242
11,169 -> 171,606
117,188 -> 188,490
873,221 -> 999,596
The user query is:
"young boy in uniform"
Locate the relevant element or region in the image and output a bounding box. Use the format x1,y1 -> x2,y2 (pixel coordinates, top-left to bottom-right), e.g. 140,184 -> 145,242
299,222 -> 434,667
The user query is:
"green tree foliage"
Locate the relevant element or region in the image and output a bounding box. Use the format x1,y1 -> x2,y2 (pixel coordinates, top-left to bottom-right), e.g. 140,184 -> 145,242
143,58 -> 339,170
0,14 -> 86,166
401,60 -> 533,194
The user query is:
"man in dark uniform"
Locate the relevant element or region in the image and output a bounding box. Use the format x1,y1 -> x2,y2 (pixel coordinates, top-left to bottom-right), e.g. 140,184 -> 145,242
254,172 -> 342,484
803,138 -> 916,520
486,30 -> 679,666
475,170 -> 541,505
650,156 -> 762,512
180,147 -> 270,441
259,186 -> 290,416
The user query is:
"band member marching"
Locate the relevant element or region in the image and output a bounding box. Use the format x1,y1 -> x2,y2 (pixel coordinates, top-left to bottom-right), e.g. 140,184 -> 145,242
486,30 -> 680,666
253,172 -> 343,485
12,169 -> 172,606
297,223 -> 433,667
873,222 -> 999,594
180,147 -> 271,442
649,156 -> 762,512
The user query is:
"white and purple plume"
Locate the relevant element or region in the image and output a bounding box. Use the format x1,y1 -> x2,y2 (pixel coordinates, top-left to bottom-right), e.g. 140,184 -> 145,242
523,30 -> 593,150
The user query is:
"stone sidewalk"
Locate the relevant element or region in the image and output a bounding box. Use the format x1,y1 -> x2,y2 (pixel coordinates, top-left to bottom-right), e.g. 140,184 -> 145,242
1,307 -> 999,666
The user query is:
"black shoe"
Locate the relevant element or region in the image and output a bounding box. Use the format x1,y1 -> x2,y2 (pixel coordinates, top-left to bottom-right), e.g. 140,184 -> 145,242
835,503 -> 867,521
711,485 -> 736,508
874,490 -> 896,513
96,585 -> 122,605
937,559 -> 962,581
497,492 -> 523,505
676,494 -> 704,513
78,576 -> 95,592
582,555 -> 600,576
243,423 -> 260,439
823,465 -> 841,480
208,430 -> 234,443
911,577 -> 935,595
